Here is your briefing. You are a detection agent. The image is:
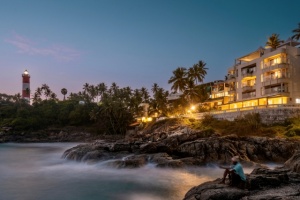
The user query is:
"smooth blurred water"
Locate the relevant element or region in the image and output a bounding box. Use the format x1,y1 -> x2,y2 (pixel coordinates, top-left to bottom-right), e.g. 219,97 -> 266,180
0,143 -> 251,200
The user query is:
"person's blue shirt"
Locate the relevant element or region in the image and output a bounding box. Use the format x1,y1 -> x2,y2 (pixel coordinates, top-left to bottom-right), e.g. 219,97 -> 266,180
232,162 -> 246,181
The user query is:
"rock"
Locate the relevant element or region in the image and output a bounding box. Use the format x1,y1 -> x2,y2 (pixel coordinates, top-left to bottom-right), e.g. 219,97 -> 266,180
184,151 -> 300,200
109,142 -> 131,152
105,155 -> 147,168
140,142 -> 159,153
184,180 -> 249,200
284,150 -> 300,173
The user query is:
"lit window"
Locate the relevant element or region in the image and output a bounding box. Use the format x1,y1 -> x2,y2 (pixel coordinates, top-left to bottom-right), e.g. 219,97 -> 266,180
296,99 -> 300,104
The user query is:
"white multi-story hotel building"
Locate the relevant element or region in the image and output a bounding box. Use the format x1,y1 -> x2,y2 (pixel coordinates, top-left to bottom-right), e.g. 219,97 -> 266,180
205,38 -> 300,111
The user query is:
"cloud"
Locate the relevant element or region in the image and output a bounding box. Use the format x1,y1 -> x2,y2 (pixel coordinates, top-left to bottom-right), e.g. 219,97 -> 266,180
5,33 -> 81,62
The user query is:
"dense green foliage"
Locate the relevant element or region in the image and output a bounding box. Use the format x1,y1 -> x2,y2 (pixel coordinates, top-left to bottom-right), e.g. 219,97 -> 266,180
0,81 -> 170,134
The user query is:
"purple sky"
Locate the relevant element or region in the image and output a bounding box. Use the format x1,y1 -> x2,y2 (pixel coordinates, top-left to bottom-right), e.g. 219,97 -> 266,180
0,0 -> 300,99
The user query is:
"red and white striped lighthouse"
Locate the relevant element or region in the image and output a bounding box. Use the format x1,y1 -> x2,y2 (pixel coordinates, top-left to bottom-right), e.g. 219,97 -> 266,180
22,69 -> 30,102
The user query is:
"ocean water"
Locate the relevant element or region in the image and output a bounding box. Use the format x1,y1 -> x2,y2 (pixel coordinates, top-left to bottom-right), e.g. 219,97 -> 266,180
0,143 -> 252,200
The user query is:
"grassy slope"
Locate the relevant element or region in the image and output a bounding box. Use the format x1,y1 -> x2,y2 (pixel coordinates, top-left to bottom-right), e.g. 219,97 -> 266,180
145,114 -> 300,139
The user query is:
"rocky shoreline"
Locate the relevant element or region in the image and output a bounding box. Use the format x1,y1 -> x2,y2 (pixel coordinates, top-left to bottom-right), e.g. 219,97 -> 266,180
2,121 -> 300,199
61,123 -> 300,199
0,126 -> 123,143
62,124 -> 300,168
184,151 -> 300,200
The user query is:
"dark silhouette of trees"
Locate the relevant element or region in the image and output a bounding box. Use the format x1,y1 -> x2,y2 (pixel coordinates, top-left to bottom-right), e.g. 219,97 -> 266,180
266,34 -> 283,49
292,23 -> 300,41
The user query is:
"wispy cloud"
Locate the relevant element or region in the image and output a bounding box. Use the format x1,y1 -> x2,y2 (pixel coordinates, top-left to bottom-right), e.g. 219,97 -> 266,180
5,33 -> 81,62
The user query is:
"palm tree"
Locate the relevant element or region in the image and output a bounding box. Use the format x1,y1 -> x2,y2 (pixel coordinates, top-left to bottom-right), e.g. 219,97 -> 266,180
61,88 -> 68,100
187,60 -> 207,84
41,84 -> 51,100
140,87 -> 150,103
292,23 -> 300,41
151,83 -> 159,95
96,82 -> 107,101
88,85 -> 97,102
32,93 -> 41,104
266,33 -> 283,50
36,87 -> 42,97
184,79 -> 198,103
83,83 -> 89,93
168,67 -> 187,92
50,92 -> 58,101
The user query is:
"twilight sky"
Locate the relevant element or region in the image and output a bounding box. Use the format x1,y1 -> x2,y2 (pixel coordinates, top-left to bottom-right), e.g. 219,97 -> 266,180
0,0 -> 299,100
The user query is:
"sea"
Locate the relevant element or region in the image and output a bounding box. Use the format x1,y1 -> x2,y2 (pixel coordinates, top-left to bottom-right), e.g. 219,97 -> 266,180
0,143 -> 255,200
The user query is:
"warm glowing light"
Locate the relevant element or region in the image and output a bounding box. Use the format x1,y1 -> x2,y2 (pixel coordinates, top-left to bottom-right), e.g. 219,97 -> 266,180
191,105 -> 195,110
23,69 -> 29,75
147,117 -> 153,122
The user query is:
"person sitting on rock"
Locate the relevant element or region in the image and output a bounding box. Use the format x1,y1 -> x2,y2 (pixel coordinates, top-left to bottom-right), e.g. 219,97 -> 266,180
219,156 -> 246,188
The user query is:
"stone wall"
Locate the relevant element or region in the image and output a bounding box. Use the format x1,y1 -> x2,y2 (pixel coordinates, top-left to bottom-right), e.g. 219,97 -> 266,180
189,107 -> 300,124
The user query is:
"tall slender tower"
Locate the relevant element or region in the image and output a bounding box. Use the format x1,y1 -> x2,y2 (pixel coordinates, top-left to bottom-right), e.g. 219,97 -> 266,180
22,69 -> 30,102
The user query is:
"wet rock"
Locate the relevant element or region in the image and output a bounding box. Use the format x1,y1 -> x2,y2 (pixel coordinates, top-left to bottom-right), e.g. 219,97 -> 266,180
284,150 -> 300,173
184,151 -> 300,200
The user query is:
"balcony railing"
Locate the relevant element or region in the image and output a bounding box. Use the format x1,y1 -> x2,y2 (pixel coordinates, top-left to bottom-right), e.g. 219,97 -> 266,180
262,75 -> 289,86
242,72 -> 255,78
242,85 -> 255,92
262,87 -> 289,95
242,92 -> 256,99
262,58 -> 288,71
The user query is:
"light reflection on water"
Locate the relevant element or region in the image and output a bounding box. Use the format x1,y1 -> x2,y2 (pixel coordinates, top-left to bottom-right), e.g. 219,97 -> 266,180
0,143 -> 258,200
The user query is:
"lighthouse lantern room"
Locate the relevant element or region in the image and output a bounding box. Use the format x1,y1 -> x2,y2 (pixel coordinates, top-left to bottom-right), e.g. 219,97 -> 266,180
22,69 -> 30,103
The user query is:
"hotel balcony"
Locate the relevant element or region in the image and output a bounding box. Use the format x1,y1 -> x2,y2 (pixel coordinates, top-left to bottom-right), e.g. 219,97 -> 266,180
262,75 -> 289,87
242,85 -> 255,93
225,74 -> 236,83
262,58 -> 289,73
242,72 -> 255,79
242,92 -> 256,99
262,87 -> 289,96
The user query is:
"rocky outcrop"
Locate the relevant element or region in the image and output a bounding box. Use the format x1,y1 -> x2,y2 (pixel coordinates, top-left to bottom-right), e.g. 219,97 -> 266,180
184,167 -> 300,200
62,132 -> 300,169
183,151 -> 300,200
284,150 -> 300,173
0,127 -> 105,143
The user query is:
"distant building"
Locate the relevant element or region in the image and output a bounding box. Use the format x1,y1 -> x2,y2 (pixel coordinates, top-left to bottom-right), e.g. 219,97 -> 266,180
22,69 -> 30,103
205,38 -> 300,110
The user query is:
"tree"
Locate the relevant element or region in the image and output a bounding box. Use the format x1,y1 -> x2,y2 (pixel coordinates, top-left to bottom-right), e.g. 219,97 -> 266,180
41,84 -> 51,100
49,92 -> 58,101
151,83 -> 159,94
83,83 -> 89,93
96,82 -> 107,101
168,67 -> 187,92
88,85 -> 97,102
292,23 -> 300,41
266,34 -> 283,49
61,88 -> 68,100
184,79 -> 199,103
140,87 -> 150,103
187,60 -> 207,84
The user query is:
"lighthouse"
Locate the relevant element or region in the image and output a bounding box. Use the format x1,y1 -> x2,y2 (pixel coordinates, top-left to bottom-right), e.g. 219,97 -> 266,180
22,69 -> 30,103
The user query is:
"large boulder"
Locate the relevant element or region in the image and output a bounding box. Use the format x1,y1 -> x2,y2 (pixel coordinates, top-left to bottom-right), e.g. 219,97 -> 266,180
184,180 -> 249,200
184,155 -> 300,200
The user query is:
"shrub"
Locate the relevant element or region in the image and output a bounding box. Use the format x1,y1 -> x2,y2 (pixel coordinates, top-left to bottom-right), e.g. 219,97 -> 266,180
201,114 -> 216,127
285,130 -> 296,137
201,128 -> 215,137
